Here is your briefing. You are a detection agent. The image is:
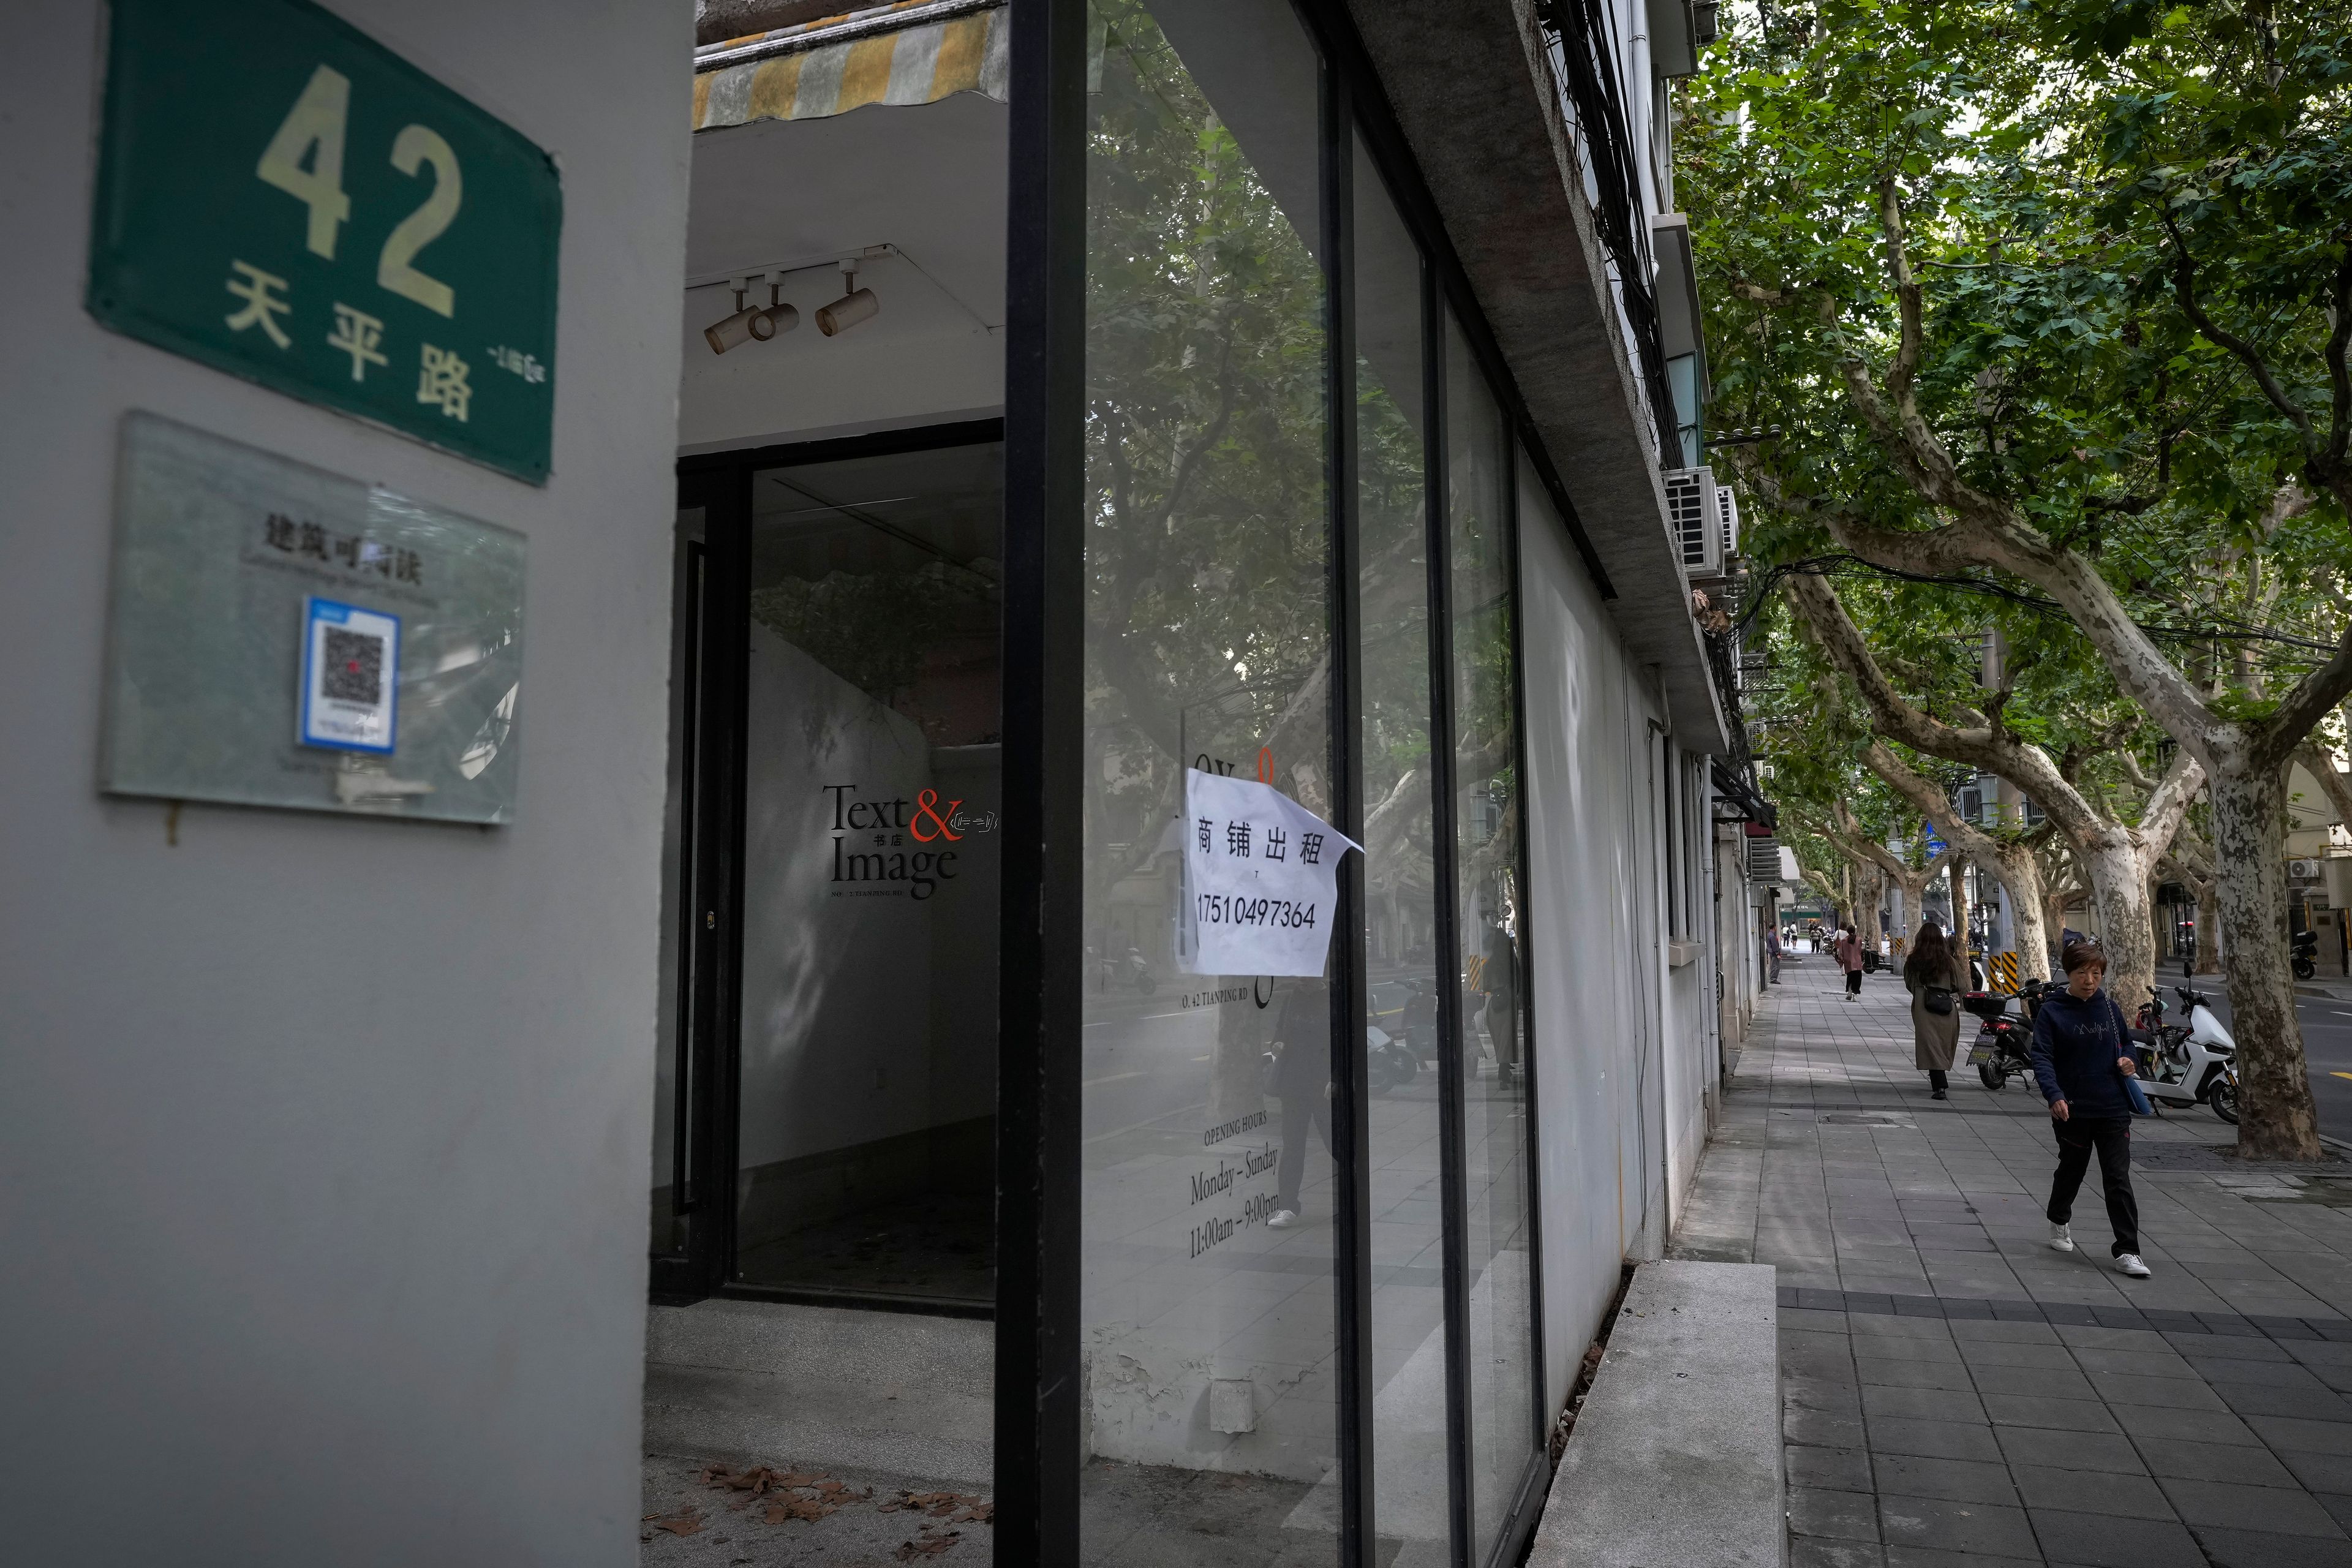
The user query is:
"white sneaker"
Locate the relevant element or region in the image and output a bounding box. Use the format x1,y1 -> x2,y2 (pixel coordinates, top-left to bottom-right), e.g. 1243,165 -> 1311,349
2115,1253 -> 2152,1278
2049,1223 -> 2075,1253
1267,1209 -> 1298,1229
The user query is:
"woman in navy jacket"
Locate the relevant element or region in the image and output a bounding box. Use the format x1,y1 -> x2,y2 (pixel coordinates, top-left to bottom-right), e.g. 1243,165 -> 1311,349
2030,940 -> 2152,1278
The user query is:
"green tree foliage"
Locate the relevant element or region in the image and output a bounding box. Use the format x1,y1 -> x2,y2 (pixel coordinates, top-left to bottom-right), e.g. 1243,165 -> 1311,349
1687,0 -> 2352,1155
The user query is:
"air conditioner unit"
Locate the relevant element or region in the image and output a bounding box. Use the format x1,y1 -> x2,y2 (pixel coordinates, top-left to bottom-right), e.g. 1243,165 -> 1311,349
1714,477 -> 1741,561
2291,859 -> 2324,881
1667,466 -> 1728,582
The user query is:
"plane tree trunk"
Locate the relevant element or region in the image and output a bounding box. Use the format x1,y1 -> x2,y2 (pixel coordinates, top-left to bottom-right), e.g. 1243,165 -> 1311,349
2209,760 -> 2320,1158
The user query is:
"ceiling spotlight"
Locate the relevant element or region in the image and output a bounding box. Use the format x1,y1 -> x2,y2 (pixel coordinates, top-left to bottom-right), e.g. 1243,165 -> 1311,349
705,276 -> 766,355
755,270 -> 800,340
816,258 -> 878,336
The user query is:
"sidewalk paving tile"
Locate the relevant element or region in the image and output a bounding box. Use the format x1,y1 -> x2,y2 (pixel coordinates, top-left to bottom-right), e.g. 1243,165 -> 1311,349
1869,1417 -> 2005,1463
1978,1393 -> 2119,1433
2135,1436 -> 2299,1487
2008,1467 -> 2173,1520
1792,1486 -> 1883,1543
1790,1443 -> 1875,1492
2156,1475 -> 2349,1536
1870,1454 -> 2017,1507
2182,1527 -> 2352,1567
2024,1508 -> 2205,1567
1878,1496 -> 2039,1559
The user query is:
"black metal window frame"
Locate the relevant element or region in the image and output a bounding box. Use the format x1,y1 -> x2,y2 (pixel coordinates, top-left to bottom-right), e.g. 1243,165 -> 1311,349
998,1 -> 1600,1562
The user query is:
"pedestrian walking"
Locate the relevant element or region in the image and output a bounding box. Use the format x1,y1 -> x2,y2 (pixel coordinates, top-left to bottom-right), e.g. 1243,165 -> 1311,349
2029,938 -> 2153,1278
1904,921 -> 1966,1099
1764,921 -> 1782,984
1265,976 -> 1333,1230
1834,927 -> 1864,998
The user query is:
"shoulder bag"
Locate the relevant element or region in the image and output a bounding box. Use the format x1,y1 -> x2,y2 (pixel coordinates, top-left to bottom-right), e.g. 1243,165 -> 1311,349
2106,996 -> 2154,1115
1921,958 -> 1958,1016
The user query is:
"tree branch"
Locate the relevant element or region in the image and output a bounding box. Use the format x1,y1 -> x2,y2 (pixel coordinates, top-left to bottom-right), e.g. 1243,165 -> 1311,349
2165,212 -> 2316,452
2329,243 -> 2352,470
1784,570 -> 2111,845
2297,741 -> 2352,830
2254,622 -> 2352,772
1880,176 -> 1926,406
2138,745 -> 2204,862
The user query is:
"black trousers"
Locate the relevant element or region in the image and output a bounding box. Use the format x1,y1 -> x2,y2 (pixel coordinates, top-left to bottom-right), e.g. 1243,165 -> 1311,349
1927,1069 -> 1948,1091
1275,1086 -> 1333,1211
1845,969 -> 1863,995
2048,1115 -> 2140,1256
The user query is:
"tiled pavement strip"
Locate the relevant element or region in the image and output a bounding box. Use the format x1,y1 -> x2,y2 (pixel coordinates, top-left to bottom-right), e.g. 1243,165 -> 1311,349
1670,955 -> 2352,1568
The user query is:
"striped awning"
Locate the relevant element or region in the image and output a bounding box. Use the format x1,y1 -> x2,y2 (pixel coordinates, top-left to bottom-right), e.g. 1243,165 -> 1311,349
693,0 -> 1010,131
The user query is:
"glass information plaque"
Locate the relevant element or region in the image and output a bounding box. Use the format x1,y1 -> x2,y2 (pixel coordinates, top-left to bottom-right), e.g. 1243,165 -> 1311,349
100,411 -> 527,824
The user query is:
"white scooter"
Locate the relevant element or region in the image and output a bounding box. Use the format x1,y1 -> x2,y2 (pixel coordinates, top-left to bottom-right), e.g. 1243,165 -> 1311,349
2133,983 -> 2239,1124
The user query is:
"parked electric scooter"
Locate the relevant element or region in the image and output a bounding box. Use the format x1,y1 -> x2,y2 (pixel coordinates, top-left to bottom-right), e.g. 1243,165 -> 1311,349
1366,1023 -> 1420,1096
2294,929 -> 2321,982
2133,982 -> 2239,1122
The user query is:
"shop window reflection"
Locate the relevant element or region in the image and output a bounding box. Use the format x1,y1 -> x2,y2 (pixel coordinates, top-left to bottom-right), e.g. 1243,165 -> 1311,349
1352,134 -> 1453,1567
1444,315 -> 1542,1557
1080,0 -> 1339,1558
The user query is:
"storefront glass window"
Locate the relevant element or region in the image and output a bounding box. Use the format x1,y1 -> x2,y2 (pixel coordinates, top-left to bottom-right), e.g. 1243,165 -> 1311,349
1444,314 -> 1540,1556
1080,0 -> 1338,1556
732,437 -> 1005,1310
1352,135 -> 1452,1564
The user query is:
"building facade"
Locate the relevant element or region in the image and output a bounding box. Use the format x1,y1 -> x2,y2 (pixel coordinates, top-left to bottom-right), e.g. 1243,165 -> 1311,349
2,1 -> 1766,1563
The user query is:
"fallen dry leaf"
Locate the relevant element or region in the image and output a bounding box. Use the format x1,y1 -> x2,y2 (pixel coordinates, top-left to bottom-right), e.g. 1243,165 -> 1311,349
895,1532 -> 960,1560
643,1507 -> 704,1537
764,1495 -> 840,1525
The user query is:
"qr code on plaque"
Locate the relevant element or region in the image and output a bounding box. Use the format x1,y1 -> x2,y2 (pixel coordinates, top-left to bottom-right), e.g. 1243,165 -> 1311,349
321,627 -> 385,706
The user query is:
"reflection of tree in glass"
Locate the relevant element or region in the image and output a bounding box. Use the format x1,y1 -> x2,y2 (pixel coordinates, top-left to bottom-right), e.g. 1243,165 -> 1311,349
1084,0 -> 1330,908
752,561 -> 997,715
1357,358 -> 1437,911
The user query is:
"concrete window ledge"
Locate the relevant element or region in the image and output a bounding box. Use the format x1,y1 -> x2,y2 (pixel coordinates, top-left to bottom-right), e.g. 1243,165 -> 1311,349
1526,1260 -> 1783,1568
1668,938 -> 1702,968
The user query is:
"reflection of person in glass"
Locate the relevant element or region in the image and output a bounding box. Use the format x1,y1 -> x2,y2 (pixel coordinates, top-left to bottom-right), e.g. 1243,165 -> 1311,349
1482,921 -> 1519,1089
1265,976 -> 1332,1230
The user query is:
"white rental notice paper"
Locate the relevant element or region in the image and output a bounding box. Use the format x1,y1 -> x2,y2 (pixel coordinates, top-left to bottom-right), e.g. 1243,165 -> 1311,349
1181,767 -> 1362,978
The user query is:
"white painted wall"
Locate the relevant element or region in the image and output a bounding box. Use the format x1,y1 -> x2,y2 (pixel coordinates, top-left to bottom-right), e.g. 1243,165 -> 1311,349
0,4 -> 692,1561
1517,454 -> 1698,1412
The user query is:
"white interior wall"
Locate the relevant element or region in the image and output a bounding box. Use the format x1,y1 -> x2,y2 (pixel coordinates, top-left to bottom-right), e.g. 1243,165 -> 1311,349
734,627 -> 998,1170
0,3 -> 692,1561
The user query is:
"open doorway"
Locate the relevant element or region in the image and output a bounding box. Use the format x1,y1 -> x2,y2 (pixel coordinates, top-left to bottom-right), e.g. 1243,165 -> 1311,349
655,424 -> 1003,1315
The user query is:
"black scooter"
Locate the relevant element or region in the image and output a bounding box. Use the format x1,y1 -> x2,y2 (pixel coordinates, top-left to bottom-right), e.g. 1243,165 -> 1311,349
1964,979 -> 2046,1091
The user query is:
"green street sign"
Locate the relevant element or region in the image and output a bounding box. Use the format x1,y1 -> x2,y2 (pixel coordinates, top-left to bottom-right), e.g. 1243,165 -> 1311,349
88,0 -> 562,484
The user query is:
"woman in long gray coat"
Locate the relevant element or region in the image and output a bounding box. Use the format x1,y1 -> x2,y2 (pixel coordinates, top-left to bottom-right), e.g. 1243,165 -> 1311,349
1905,921 -> 1967,1099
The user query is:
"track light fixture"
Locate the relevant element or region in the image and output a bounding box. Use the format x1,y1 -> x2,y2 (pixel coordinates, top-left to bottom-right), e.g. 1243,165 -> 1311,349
704,276 -> 765,355
755,270 -> 799,340
816,258 -> 879,337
